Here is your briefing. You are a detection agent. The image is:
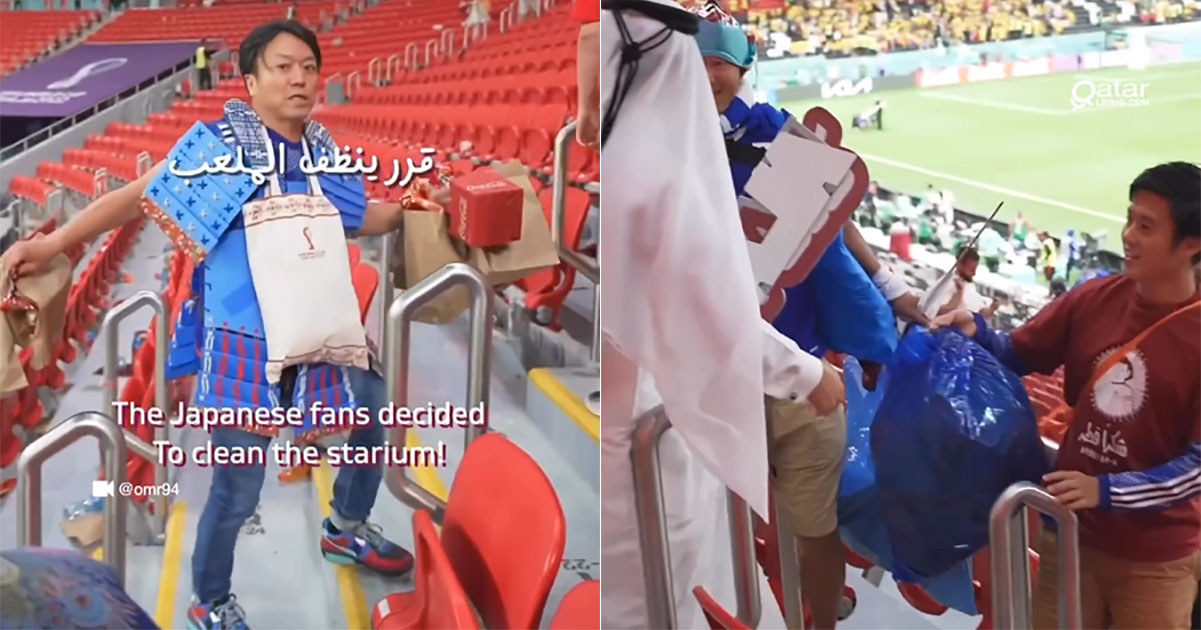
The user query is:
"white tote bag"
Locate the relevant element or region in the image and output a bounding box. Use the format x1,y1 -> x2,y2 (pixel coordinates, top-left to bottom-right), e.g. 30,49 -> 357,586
242,138 -> 368,384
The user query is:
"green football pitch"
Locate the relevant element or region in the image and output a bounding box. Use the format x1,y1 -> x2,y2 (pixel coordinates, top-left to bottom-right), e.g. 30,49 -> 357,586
782,62 -> 1201,252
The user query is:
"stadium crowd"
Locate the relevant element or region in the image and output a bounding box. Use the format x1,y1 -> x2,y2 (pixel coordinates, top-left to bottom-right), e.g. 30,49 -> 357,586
726,0 -> 1196,57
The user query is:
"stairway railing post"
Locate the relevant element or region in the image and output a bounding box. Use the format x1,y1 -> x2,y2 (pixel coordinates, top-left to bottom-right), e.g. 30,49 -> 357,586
631,406 -> 676,629
383,263 -> 493,523
100,290 -> 169,541
990,482 -> 1082,629
18,412 -> 129,584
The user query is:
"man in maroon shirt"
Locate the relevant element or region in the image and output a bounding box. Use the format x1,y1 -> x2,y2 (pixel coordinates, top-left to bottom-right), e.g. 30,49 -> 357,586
935,161 -> 1201,629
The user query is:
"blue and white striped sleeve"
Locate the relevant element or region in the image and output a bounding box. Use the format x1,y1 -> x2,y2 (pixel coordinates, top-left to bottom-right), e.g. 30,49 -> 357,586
971,312 -> 1032,377
1100,442 -> 1201,511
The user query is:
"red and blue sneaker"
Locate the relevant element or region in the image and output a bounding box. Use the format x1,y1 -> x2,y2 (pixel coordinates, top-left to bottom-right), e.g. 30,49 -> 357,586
319,518 -> 414,577
187,594 -> 250,630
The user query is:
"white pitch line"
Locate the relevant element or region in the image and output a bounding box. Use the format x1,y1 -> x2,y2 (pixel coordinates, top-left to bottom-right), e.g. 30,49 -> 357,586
859,152 -> 1125,223
919,91 -> 1070,115
921,90 -> 1201,115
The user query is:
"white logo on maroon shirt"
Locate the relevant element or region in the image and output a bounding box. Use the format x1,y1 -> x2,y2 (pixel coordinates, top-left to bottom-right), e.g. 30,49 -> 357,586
1090,347 -> 1148,423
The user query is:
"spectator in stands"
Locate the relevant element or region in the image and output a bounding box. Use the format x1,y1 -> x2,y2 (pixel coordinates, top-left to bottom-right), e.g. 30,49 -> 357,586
933,247 -> 1001,318
933,161 -> 1201,630
1,20 -> 430,630
461,0 -> 490,27
599,2 -> 840,627
573,0 -> 599,149
1011,210 -> 1032,246
195,41 -> 212,91
1040,230 -> 1058,281
922,183 -> 941,213
692,5 -> 923,626
977,223 -> 1005,272
1049,277 -> 1067,299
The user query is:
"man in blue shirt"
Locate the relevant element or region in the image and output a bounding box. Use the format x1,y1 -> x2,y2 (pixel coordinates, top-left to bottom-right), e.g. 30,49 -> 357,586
3,20 -> 424,630
691,6 -> 922,627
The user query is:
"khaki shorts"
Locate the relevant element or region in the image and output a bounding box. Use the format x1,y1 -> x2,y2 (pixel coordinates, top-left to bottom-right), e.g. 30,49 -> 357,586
1033,529 -> 1201,630
766,395 -> 847,538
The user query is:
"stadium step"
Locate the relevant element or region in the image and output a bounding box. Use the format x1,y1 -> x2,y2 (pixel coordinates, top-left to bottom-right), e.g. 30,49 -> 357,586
526,366 -> 598,494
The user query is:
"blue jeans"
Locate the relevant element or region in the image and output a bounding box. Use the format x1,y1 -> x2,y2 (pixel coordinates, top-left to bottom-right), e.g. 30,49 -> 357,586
191,367 -> 386,602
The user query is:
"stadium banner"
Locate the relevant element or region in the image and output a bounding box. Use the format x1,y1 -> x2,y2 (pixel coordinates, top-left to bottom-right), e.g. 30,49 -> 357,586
1080,49 -> 1132,70
917,57 -> 1054,88
1052,54 -> 1082,72
914,66 -> 962,88
778,73 -> 915,102
820,77 -> 875,99
0,42 -> 197,118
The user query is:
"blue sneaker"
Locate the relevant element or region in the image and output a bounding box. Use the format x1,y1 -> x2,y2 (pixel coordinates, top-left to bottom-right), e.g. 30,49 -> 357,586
187,594 -> 249,630
319,517 -> 414,577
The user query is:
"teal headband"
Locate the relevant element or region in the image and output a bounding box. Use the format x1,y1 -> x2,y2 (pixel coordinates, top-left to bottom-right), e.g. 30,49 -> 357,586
694,19 -> 755,69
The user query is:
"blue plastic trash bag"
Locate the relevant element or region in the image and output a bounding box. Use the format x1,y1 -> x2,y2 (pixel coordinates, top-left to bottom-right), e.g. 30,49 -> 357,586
838,357 -> 979,615
808,231 -> 898,364
872,328 -> 1047,581
839,357 -> 886,504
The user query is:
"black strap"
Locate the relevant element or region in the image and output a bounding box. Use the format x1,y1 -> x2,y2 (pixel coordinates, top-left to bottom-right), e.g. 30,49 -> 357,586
601,0 -> 699,34
724,138 -> 765,167
600,0 -> 699,148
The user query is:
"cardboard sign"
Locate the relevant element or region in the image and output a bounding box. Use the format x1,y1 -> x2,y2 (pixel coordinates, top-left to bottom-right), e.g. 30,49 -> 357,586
738,107 -> 870,321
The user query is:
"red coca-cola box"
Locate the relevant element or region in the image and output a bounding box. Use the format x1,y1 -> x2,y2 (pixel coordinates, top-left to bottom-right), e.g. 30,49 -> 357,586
448,169 -> 524,248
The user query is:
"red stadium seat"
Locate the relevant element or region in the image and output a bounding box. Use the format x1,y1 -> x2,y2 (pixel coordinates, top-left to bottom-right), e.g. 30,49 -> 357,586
352,263 -> 379,325
442,433 -> 565,628
549,580 -> 600,630
694,586 -> 750,630
371,510 -> 480,630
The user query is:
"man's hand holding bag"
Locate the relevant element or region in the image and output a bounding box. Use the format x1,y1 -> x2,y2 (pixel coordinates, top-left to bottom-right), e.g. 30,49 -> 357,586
396,162 -> 560,324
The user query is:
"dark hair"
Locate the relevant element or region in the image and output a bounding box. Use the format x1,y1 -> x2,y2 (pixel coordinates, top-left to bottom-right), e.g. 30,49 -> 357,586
959,246 -> 980,263
238,20 -> 322,76
1129,161 -> 1201,264
1049,278 -> 1066,297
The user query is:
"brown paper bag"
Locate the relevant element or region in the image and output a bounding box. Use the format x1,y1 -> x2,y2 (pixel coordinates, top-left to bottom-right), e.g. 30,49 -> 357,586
471,160 -> 560,284
401,209 -> 473,325
393,162 -> 560,325
1,253 -> 72,394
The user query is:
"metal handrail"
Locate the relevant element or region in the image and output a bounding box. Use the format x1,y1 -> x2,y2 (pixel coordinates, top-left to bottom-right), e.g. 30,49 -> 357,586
18,412 -> 129,584
631,407 -> 675,628
384,263 -> 493,524
368,56 -> 382,86
551,122 -> 599,284
101,290 -> 169,541
631,406 -> 760,629
590,284 -> 600,364
136,152 -> 152,177
424,39 -> 439,68
405,42 -> 419,72
989,482 -> 1082,629
1042,435 -> 1060,466
729,490 -> 763,627
763,414 -> 806,629
774,498 -> 805,628
378,231 -> 395,356
500,5 -> 512,32
385,53 -> 401,82
440,28 -> 455,61
347,71 -> 362,100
